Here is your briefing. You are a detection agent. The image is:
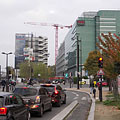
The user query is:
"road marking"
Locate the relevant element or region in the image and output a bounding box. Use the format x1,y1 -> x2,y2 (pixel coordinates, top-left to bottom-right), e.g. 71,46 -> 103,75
74,97 -> 78,100
72,92 -> 79,97
81,97 -> 87,101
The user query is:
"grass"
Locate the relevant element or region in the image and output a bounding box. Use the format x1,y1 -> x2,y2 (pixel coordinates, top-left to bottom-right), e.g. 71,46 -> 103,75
103,94 -> 120,110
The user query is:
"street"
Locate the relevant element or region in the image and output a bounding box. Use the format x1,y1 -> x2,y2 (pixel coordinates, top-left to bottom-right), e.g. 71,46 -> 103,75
30,83 -> 91,120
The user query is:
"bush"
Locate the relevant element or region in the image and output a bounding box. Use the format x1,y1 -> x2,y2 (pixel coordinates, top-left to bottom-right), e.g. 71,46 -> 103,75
82,76 -> 88,79
73,77 -> 77,84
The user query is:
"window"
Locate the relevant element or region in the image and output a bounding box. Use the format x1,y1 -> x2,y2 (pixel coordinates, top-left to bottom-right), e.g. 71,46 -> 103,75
56,85 -> 62,90
5,95 -> 18,105
0,97 -> 4,107
14,88 -> 37,96
39,88 -> 46,95
15,95 -> 23,105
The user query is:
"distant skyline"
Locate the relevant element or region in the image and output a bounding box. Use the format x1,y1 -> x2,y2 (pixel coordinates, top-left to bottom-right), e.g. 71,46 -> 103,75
0,0 -> 120,71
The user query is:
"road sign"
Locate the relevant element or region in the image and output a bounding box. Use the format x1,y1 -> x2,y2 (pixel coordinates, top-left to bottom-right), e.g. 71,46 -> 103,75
97,69 -> 104,75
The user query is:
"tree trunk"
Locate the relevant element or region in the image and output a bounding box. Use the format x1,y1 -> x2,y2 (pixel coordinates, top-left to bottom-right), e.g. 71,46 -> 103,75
112,79 -> 119,98
108,78 -> 112,92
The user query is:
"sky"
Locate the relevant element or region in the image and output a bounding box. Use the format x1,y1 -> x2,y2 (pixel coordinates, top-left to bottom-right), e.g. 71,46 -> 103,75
0,0 -> 120,71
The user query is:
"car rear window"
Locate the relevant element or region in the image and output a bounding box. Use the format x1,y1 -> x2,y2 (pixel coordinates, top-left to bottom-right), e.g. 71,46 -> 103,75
0,97 -> 4,107
14,88 -> 37,96
41,85 -> 55,92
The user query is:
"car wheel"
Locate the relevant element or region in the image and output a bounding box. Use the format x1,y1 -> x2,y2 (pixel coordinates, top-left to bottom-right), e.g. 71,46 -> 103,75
27,111 -> 31,120
63,96 -> 66,104
9,118 -> 14,120
38,106 -> 44,117
57,99 -> 61,107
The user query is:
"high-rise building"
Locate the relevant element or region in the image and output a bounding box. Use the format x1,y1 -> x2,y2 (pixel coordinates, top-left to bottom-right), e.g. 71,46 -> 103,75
15,33 -> 49,68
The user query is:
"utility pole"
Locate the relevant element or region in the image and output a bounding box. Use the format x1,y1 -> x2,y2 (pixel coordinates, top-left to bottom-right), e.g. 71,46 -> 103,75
80,39 -> 82,88
77,36 -> 79,89
0,65 -> 1,81
2,52 -> 12,92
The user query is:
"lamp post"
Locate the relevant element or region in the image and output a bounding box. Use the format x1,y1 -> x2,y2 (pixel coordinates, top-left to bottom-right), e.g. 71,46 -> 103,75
2,52 -> 12,92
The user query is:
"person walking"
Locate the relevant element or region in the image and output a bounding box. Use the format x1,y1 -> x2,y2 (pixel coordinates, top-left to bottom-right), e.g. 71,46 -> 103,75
1,79 -> 6,92
90,81 -> 94,94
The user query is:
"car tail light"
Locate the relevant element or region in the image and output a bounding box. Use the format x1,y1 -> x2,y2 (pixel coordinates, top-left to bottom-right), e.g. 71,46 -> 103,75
35,96 -> 40,103
31,105 -> 39,108
23,87 -> 28,89
0,107 -> 7,115
54,87 -> 59,95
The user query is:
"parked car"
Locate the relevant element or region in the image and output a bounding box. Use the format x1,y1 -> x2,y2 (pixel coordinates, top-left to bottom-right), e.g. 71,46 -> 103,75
0,92 -> 30,120
13,86 -> 52,117
97,81 -> 108,87
40,84 -> 66,107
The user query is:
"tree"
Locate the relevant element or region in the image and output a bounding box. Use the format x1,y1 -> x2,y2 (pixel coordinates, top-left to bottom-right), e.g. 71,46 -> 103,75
84,50 -> 101,79
19,61 -> 56,82
97,32 -> 120,97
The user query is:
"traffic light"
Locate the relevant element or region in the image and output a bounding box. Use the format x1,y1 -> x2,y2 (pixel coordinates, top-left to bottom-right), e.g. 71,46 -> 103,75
98,57 -> 103,68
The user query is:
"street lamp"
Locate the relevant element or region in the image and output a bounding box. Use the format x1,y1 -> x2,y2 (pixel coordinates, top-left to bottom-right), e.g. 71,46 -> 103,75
2,52 -> 12,92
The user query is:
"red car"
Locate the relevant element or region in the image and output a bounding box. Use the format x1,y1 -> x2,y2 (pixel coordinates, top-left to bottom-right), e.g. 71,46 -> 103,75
97,81 -> 108,87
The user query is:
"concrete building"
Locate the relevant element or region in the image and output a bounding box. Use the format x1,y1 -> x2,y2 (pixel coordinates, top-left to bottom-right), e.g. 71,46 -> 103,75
25,35 -> 49,64
56,10 -> 120,77
15,33 -> 49,68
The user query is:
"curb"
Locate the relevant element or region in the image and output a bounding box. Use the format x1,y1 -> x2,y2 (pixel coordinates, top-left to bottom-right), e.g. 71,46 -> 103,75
87,95 -> 95,120
51,100 -> 78,120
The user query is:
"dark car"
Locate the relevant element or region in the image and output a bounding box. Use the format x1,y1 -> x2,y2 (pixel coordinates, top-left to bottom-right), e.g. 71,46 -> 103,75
40,84 -> 66,107
13,86 -> 52,117
0,92 -> 30,120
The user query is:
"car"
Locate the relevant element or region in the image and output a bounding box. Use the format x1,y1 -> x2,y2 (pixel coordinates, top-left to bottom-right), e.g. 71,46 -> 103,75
40,84 -> 66,107
13,85 -> 52,117
0,92 -> 30,120
97,81 -> 108,87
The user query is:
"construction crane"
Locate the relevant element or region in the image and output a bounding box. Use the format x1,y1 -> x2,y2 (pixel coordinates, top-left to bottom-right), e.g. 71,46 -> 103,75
24,22 -> 72,64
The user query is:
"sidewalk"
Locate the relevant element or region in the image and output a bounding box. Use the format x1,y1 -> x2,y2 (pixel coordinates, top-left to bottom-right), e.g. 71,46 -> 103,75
79,87 -> 120,120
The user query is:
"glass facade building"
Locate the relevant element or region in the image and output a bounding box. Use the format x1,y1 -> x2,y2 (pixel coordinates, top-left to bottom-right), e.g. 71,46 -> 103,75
56,10 -> 120,77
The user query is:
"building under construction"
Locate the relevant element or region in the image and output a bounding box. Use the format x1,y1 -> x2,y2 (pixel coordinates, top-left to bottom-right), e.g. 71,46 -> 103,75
15,33 -> 49,69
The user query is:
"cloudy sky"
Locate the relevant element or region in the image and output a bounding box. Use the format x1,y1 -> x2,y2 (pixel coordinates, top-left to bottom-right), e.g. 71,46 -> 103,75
0,0 -> 120,71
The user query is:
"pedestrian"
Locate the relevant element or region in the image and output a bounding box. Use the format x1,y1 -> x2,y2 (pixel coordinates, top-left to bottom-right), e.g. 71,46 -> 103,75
1,79 -> 6,92
93,88 -> 96,98
90,81 -> 94,94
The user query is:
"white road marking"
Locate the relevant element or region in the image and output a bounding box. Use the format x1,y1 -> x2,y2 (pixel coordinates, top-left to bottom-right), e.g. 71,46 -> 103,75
72,92 -> 79,97
81,97 -> 87,101
74,97 -> 78,100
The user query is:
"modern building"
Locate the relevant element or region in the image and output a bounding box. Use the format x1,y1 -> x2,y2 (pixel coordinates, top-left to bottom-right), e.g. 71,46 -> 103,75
25,35 -> 49,64
56,10 -> 120,77
56,41 -> 65,76
15,33 -> 49,69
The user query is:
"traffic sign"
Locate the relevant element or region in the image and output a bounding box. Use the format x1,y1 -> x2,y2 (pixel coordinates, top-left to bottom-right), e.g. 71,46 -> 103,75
97,69 -> 104,75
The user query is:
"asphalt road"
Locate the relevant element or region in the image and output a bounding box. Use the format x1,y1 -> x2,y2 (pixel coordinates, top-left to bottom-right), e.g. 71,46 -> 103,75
30,83 -> 91,120
0,83 -> 91,120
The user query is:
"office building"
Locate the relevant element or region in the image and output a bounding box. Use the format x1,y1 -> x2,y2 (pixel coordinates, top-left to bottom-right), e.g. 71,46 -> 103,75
56,10 -> 120,77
